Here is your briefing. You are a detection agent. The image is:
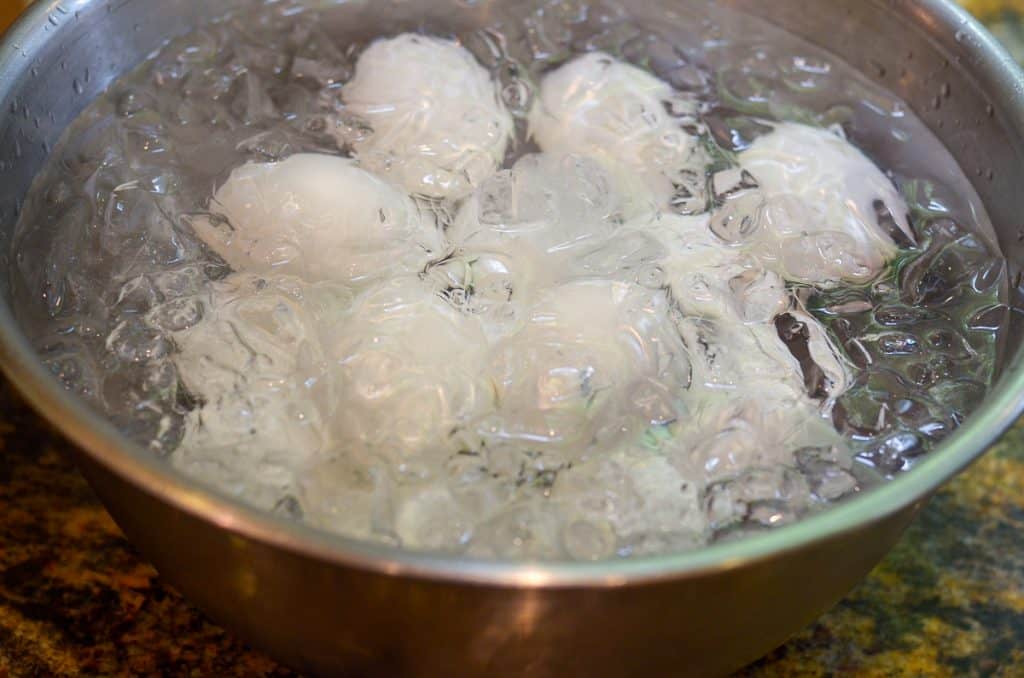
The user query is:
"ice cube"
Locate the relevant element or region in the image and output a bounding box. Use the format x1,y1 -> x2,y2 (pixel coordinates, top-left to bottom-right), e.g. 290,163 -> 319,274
552,448 -> 707,557
705,466 -> 811,531
642,213 -> 790,324
394,485 -> 473,552
300,453 -> 398,545
467,501 -> 563,560
450,153 -> 631,257
423,250 -> 533,340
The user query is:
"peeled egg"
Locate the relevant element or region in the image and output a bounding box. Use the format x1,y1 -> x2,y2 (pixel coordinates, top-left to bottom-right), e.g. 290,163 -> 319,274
552,448 -> 707,558
480,279 -> 690,456
739,121 -> 915,284
194,153 -> 438,286
170,273 -> 345,507
323,276 -> 490,467
342,34 -> 514,200
531,51 -> 704,210
450,153 -> 628,255
676,397 -> 848,484
642,212 -> 790,324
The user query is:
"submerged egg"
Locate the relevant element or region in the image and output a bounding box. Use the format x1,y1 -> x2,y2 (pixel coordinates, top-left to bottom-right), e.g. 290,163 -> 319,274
739,121 -> 915,284
450,152 -> 629,255
643,212 -> 790,324
35,0 -> 985,560
342,34 -> 514,200
194,153 -> 439,286
170,273 -> 346,507
531,51 -> 704,210
481,279 -> 690,456
323,276 -> 490,465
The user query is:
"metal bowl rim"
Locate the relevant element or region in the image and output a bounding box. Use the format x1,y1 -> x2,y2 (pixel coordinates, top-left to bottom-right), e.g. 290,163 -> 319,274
1,0 -> 1022,588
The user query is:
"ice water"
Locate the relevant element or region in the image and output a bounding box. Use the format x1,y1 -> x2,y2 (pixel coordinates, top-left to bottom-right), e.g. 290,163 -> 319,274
10,0 -> 1006,560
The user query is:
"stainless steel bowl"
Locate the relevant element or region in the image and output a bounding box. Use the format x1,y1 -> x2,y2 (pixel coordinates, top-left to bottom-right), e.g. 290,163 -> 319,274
2,1 -> 1023,675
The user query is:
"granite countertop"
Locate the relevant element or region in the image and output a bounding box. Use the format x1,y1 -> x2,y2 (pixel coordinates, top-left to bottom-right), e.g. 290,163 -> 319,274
2,372 -> 1022,676
2,2 -> 1024,677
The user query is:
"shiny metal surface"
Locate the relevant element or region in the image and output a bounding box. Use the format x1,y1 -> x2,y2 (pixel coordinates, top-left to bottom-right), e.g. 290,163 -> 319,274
1,1 -> 1023,676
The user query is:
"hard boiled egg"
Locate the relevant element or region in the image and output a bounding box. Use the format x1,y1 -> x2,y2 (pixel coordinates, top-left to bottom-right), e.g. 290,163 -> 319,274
480,279 -> 690,457
531,51 -> 704,210
739,121 -> 915,284
170,273 -> 346,507
342,34 -> 514,200
194,153 -> 439,286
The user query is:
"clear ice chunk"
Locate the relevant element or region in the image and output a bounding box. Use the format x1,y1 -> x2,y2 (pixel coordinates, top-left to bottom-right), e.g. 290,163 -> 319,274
321,276 -> 491,469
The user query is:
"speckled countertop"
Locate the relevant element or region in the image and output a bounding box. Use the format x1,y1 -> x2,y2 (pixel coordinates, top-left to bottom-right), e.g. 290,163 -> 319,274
1,370 -> 1022,676
2,3 -> 1024,677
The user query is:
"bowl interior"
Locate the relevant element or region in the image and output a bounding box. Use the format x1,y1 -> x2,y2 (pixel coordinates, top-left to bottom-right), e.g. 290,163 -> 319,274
0,0 -> 1023,583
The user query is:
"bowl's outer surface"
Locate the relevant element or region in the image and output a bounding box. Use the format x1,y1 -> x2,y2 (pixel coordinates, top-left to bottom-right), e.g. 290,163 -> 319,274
1,1 -> 1024,676
79,449 -> 922,677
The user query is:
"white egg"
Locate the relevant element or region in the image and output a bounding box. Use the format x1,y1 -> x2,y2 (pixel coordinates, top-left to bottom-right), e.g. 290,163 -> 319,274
552,448 -> 707,559
342,34 -> 514,200
480,279 -> 690,456
739,121 -> 915,284
170,273 -> 348,507
531,51 -> 704,210
323,276 -> 490,468
641,212 -> 790,324
194,153 -> 439,286
446,152 -> 646,336
450,153 -> 628,256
